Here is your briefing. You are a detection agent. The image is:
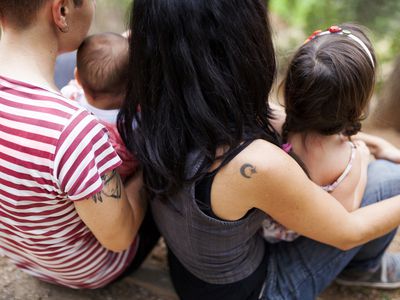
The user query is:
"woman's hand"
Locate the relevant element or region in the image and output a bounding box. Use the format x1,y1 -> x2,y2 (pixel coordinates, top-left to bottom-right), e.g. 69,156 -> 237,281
355,132 -> 400,163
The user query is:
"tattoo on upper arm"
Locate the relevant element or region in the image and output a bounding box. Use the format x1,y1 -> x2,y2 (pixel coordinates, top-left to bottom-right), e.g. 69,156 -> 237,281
240,163 -> 257,179
91,170 -> 122,203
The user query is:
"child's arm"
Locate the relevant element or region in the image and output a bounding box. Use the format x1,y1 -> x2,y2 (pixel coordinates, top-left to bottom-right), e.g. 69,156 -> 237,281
355,132 -> 400,163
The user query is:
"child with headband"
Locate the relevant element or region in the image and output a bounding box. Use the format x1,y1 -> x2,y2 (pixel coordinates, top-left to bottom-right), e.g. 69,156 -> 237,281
263,24 -> 400,243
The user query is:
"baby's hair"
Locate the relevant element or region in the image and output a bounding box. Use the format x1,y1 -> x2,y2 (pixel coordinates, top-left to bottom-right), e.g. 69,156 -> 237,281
0,0 -> 83,28
76,32 -> 129,98
282,23 -> 376,142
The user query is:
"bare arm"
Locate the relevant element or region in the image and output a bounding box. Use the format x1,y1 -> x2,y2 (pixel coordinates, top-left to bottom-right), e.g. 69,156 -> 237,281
211,140 -> 400,250
356,132 -> 400,163
73,170 -> 146,252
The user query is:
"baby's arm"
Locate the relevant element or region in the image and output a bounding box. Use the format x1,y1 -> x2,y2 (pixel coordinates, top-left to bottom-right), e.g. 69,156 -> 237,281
355,132 -> 400,163
330,141 -> 370,211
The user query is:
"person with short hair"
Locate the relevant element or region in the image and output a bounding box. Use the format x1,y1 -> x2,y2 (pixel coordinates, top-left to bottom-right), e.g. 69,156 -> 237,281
0,0 -> 147,289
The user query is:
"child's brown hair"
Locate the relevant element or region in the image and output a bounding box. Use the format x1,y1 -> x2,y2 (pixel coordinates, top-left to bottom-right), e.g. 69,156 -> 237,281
282,23 -> 376,142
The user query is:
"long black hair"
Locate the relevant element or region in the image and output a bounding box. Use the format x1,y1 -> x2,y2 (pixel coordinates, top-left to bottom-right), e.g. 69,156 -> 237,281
118,0 -> 278,198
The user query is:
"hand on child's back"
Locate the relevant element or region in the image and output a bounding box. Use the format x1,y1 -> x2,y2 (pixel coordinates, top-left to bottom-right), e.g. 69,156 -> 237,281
353,140 -> 372,164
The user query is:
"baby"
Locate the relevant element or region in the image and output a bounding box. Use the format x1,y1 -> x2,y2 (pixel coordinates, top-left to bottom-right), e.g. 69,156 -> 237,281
62,32 -> 138,180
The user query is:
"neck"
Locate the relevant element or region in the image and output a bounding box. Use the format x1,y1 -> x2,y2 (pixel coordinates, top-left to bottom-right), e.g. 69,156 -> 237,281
85,92 -> 124,110
0,25 -> 59,91
288,132 -> 344,153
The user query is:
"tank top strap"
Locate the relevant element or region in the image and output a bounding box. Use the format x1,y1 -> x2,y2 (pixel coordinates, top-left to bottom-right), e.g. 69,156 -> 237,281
211,139 -> 255,175
321,141 -> 357,192
195,139 -> 256,220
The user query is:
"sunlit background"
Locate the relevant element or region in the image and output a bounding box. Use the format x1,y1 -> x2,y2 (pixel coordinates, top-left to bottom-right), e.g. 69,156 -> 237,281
92,0 -> 400,130
94,0 -> 400,77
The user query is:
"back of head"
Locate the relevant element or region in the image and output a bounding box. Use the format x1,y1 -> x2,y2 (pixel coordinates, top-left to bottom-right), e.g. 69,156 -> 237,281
76,32 -> 129,98
119,0 -> 277,198
0,0 -> 83,28
283,24 -> 376,140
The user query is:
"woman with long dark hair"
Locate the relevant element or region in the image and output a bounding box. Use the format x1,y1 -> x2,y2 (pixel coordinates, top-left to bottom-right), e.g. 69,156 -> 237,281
119,1 -> 400,299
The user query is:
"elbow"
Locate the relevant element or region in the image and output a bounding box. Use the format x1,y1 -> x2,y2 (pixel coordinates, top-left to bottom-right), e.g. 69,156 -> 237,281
101,235 -> 136,253
335,229 -> 365,251
336,241 -> 358,251
98,229 -> 138,253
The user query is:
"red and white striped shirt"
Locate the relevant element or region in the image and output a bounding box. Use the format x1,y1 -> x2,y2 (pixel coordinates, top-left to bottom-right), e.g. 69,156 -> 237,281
0,76 -> 138,289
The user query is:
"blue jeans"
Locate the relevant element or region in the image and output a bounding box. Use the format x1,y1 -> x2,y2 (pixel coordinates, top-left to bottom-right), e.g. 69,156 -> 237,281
261,160 -> 400,300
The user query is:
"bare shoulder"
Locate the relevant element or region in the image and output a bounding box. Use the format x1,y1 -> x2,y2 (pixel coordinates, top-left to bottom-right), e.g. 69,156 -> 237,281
225,139 -> 295,177
211,139 -> 304,220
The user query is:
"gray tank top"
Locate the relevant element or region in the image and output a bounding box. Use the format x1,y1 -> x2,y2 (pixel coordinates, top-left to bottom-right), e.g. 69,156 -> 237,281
150,150 -> 267,284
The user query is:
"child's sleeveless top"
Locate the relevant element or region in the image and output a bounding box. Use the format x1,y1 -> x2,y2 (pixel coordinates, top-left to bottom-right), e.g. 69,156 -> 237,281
150,147 -> 268,285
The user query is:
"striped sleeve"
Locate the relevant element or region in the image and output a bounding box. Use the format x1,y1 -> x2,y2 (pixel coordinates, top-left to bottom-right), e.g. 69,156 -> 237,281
54,109 -> 122,201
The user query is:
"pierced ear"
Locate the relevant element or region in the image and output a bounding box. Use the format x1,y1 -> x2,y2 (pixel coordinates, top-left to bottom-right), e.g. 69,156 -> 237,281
52,0 -> 70,33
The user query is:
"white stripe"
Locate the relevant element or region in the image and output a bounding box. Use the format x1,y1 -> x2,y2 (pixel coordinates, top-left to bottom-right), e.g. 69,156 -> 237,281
0,144 -> 52,167
54,111 -> 98,181
0,207 -> 77,227
0,171 -> 59,194
0,157 -> 56,183
0,116 -> 60,139
0,80 -> 132,289
0,198 -> 72,214
0,239 -> 129,288
0,78 -> 79,110
63,133 -> 114,192
0,130 -> 55,154
0,182 -> 57,199
0,195 -> 63,207
0,102 -> 70,128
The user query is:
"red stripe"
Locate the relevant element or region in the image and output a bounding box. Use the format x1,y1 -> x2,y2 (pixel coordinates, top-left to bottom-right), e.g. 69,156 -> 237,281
0,110 -> 64,131
0,152 -> 52,173
0,177 -> 59,196
0,165 -> 56,187
0,86 -> 79,111
0,123 -> 58,145
0,96 -> 72,119
0,78 -> 135,289
0,189 -> 59,203
0,228 -> 90,252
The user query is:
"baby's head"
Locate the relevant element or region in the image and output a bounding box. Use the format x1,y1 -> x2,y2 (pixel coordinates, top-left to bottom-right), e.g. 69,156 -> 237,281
282,24 -> 376,140
76,32 -> 129,109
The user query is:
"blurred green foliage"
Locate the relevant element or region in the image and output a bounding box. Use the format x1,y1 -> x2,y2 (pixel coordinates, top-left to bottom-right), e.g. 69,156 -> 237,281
100,0 -> 400,64
270,0 -> 400,62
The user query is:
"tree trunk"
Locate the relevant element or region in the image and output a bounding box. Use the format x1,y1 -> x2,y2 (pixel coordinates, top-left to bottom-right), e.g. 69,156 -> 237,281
372,56 -> 400,131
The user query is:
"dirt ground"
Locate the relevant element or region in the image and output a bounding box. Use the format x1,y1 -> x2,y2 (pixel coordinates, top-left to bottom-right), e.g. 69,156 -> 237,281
3,128 -> 400,300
